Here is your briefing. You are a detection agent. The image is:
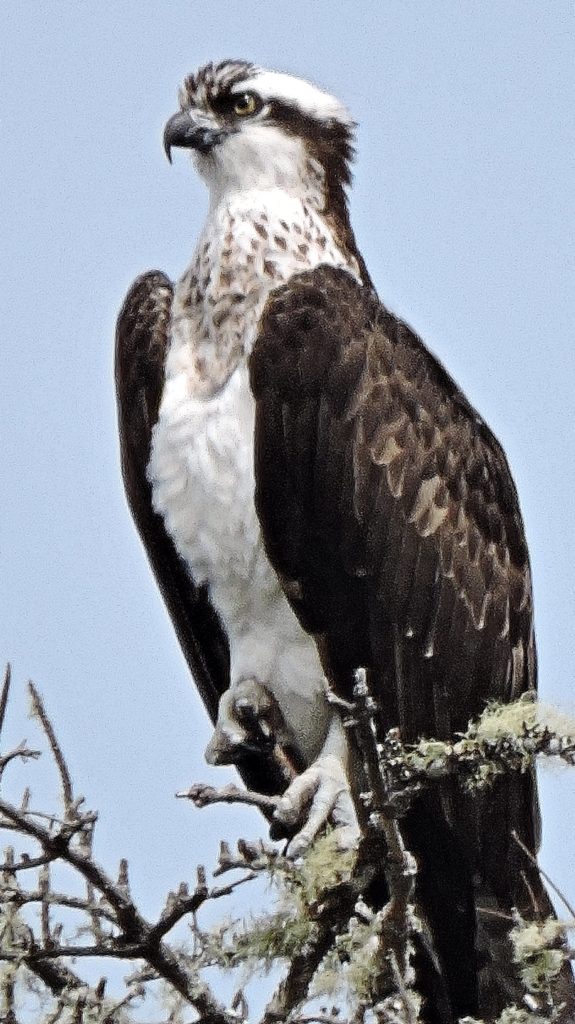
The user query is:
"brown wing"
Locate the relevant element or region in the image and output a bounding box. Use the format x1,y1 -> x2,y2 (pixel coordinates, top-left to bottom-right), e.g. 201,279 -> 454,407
249,265 -> 535,731
115,271 -> 297,798
115,271 -> 230,722
249,266 -> 575,1019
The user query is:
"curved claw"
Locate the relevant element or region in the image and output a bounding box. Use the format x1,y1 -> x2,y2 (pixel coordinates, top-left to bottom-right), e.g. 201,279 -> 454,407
272,754 -> 359,857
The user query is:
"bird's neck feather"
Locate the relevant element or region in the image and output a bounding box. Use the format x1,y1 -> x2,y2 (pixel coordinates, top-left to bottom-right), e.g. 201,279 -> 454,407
194,128 -> 370,285
168,187 -> 365,396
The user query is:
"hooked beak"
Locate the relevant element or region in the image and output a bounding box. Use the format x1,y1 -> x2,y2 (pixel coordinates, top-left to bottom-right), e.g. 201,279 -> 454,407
163,111 -> 227,162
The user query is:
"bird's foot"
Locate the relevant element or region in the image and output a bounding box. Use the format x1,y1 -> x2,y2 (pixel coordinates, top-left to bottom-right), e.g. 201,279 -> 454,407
205,678 -> 298,767
206,683 -> 358,856
272,754 -> 359,857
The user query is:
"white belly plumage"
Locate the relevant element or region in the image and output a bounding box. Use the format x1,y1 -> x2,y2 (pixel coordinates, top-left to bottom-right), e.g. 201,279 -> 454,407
149,361 -> 332,762
147,188 -> 358,763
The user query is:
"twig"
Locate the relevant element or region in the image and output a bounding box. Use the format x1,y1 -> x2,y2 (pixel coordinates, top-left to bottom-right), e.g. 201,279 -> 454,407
0,962 -> 17,1024
1,885 -> 117,923
347,670 -> 419,1017
0,792 -> 237,1024
1,807 -> 97,828
24,957 -> 86,998
263,865 -> 374,1024
0,942 -> 157,963
512,830 -> 575,920
388,950 -> 418,1024
28,682 -> 74,815
212,837 -> 283,876
292,1016 -> 350,1024
38,863 -> 52,948
79,822 -> 106,944
0,741 -> 42,778
177,781 -> 280,815
0,663 -> 11,740
149,869 -> 256,942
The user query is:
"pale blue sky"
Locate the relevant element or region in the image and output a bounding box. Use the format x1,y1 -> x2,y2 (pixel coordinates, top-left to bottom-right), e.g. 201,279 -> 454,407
1,0 -> 574,993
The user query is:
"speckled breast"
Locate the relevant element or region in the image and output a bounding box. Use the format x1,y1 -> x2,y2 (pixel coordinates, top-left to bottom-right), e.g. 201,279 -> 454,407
148,189 -> 357,637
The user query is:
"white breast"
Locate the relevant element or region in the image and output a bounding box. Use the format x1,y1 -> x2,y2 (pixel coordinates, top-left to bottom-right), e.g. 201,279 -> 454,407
148,189 -> 358,762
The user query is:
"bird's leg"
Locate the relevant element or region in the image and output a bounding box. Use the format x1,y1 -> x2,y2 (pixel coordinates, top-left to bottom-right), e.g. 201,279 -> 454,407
206,681 -> 359,855
271,714 -> 360,857
205,677 -> 302,779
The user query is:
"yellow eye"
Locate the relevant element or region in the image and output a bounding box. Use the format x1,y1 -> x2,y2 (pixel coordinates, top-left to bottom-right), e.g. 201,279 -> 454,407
233,92 -> 257,117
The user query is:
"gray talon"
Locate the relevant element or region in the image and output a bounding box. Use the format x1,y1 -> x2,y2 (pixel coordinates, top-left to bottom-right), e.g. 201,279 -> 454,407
272,754 -> 359,856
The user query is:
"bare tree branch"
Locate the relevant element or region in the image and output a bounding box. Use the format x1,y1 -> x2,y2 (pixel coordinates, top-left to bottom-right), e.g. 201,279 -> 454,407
0,741 -> 41,780
2,669 -> 574,1023
28,682 -> 74,815
0,664 -> 11,740
178,781 -> 280,815
512,830 -> 575,921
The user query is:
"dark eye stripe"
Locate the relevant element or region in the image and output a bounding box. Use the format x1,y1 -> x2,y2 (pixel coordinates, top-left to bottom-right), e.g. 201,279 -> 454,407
212,90 -> 262,118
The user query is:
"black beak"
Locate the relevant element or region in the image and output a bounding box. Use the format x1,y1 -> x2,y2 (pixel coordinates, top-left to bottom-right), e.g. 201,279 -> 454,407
163,111 -> 225,162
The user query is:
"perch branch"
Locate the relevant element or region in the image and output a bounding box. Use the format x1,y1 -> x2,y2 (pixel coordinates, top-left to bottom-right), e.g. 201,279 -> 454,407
178,781 -> 280,815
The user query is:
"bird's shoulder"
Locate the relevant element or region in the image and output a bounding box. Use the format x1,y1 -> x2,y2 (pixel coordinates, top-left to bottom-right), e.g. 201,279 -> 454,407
250,264 -> 527,565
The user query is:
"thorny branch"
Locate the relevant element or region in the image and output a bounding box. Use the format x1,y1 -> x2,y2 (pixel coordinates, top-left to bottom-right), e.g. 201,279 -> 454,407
0,668 -> 241,1024
343,671 -> 419,1023
1,663 -> 574,1024
181,693 -> 575,826
0,663 -> 424,1023
0,664 -> 11,738
28,682 -> 74,814
179,780 -> 280,816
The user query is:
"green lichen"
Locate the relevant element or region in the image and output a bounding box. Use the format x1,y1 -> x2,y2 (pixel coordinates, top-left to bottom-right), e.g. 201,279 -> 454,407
510,916 -> 573,996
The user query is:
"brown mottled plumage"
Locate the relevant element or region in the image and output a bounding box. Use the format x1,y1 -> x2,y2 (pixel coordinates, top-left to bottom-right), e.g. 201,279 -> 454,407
116,60 -> 575,1023
250,265 -> 574,1018
250,266 -> 534,725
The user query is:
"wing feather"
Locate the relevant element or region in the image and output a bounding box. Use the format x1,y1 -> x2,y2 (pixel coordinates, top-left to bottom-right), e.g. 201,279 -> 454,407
115,271 -> 230,722
249,267 -> 565,1015
250,266 -> 536,734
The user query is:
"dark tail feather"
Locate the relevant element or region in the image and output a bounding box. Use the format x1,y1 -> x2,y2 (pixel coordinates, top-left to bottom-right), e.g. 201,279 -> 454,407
404,774 -> 575,1022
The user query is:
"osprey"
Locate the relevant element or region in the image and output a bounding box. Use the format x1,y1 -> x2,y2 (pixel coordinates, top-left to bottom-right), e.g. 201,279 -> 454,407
116,61 -> 574,1021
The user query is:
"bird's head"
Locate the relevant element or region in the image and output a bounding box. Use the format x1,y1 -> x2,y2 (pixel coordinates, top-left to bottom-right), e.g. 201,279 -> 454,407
163,60 -> 356,212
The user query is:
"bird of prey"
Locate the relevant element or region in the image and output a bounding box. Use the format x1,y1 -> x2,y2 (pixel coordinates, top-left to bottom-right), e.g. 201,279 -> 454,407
116,60 -> 574,1021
